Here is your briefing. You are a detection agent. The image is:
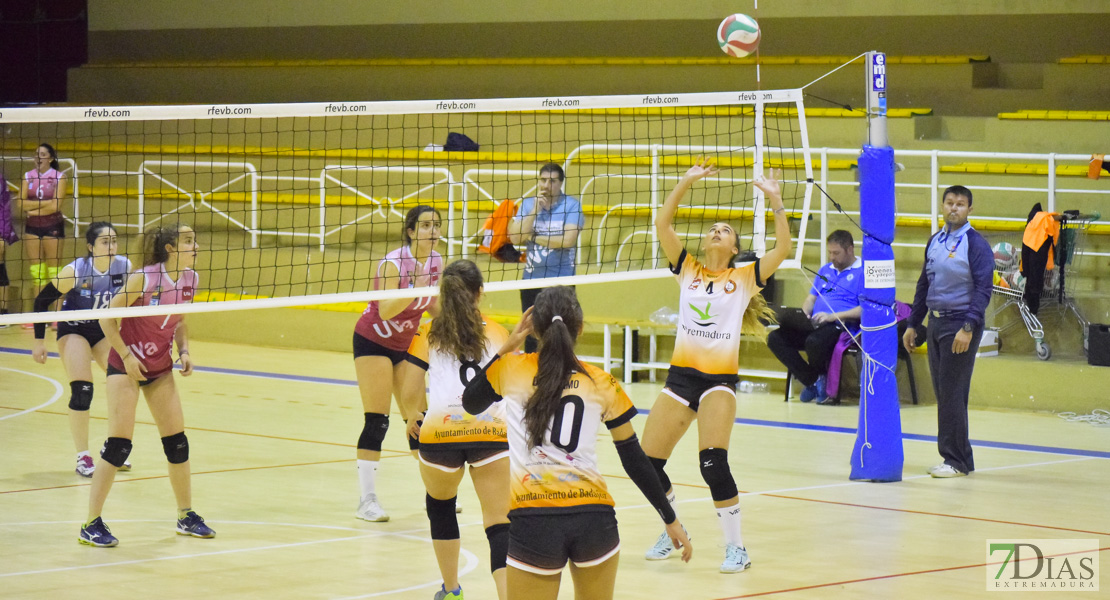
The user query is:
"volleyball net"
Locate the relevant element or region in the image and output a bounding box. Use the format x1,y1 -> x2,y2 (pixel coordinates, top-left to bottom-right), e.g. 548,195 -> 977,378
0,88 -> 815,324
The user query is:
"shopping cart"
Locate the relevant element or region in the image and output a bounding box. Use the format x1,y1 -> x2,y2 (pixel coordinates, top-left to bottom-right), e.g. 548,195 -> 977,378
985,210 -> 1100,360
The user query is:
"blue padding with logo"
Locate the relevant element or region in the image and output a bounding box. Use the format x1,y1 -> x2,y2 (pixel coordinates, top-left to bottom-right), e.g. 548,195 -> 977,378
850,144 -> 905,482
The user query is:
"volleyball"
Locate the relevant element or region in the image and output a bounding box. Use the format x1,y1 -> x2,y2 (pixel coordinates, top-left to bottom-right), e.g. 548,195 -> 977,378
992,242 -> 1017,272
717,14 -> 761,57
1011,272 -> 1027,292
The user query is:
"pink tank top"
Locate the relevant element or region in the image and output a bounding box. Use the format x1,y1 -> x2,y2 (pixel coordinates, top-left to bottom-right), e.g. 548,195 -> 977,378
24,168 -> 63,227
108,264 -> 199,379
354,245 -> 442,351
25,167 -> 60,200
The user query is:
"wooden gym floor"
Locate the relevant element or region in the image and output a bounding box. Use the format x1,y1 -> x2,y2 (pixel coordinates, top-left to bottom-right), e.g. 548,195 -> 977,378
0,328 -> 1106,599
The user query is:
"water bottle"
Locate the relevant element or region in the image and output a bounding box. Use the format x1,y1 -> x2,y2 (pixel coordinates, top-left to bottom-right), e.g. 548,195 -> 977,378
737,381 -> 768,394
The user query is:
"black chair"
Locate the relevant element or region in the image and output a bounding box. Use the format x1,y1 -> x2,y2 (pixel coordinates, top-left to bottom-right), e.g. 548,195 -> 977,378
784,322 -> 919,405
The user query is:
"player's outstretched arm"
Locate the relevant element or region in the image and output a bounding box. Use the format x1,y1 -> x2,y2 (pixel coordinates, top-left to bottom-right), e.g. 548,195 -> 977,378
610,422 -> 692,562
755,168 -> 792,278
656,156 -> 719,268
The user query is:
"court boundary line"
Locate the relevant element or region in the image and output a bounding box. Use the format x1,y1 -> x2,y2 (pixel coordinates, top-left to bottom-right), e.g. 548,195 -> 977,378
3,345 -> 1105,460
0,519 -> 479,598
615,456 -> 1110,536
0,366 -> 63,421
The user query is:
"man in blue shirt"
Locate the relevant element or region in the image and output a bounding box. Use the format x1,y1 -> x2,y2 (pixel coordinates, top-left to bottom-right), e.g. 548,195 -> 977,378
508,163 -> 585,352
768,230 -> 863,404
903,185 -> 994,478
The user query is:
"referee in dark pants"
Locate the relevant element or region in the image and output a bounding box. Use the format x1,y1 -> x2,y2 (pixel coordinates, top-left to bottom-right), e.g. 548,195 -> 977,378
903,185 -> 994,478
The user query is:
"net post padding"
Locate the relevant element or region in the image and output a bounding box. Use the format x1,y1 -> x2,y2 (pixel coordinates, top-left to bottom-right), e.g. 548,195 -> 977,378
850,144 -> 904,482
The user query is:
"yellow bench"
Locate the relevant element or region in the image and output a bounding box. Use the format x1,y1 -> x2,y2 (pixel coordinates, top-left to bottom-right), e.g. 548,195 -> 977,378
997,110 -> 1110,121
940,162 -> 1093,176
1058,55 -> 1110,64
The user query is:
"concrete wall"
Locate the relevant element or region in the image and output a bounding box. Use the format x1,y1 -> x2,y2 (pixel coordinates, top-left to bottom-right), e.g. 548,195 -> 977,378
86,1 -> 1110,62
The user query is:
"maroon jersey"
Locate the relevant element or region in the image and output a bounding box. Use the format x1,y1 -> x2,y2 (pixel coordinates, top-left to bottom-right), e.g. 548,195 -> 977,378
107,264 -> 198,380
354,245 -> 442,351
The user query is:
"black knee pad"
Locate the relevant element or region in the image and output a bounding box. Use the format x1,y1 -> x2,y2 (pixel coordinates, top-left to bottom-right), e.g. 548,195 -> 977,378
699,448 -> 738,502
101,437 -> 133,468
648,456 -> 671,493
426,495 -> 460,540
69,380 -> 93,411
485,522 -> 510,572
0,262 -> 9,286
162,432 -> 189,464
358,412 -> 390,452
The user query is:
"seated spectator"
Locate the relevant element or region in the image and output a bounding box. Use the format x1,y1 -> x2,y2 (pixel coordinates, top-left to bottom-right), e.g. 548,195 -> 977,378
767,230 -> 862,404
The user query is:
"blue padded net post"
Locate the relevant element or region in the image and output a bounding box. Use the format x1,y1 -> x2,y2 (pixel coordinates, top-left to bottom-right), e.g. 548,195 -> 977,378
849,144 -> 904,482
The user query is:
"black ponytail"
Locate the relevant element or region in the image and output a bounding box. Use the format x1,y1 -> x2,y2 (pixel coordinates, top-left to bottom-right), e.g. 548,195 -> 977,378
523,286 -> 585,448
39,143 -> 60,171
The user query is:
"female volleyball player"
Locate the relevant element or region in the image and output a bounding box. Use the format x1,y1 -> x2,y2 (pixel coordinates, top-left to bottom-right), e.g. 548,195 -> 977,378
79,224 -> 213,547
463,286 -> 692,600
353,205 -> 443,522
31,222 -> 132,476
0,173 -> 17,324
20,143 -> 67,298
640,158 -> 791,573
405,259 -> 511,600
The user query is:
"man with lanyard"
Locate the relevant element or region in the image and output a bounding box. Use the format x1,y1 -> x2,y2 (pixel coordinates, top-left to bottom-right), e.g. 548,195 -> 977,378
508,163 -> 585,352
903,185 -> 994,478
767,230 -> 863,405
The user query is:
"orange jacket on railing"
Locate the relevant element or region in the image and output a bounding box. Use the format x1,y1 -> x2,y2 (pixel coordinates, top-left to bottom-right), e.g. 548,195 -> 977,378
477,199 -> 526,263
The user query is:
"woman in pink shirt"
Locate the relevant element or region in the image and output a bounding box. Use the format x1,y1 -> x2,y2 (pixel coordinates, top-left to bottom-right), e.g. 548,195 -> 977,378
79,224 -> 214,548
352,205 -> 443,522
20,143 -> 67,291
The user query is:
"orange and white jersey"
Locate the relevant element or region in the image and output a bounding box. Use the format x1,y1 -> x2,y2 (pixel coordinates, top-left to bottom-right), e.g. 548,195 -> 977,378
486,353 -> 638,514
670,249 -> 761,377
408,317 -> 510,448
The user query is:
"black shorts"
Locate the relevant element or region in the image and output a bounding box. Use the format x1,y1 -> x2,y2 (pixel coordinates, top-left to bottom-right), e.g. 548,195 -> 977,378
25,220 -> 66,239
106,364 -> 158,387
57,321 -> 105,348
352,332 -> 408,365
662,368 -> 738,412
507,509 -> 620,575
419,444 -> 510,472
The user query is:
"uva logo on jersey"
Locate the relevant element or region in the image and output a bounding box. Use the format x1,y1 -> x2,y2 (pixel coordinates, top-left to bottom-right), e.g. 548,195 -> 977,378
371,318 -> 417,339
688,277 -> 702,290
128,341 -> 159,359
182,287 -> 194,300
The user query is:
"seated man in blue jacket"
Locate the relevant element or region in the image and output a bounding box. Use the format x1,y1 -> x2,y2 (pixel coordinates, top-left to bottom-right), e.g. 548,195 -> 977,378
768,230 -> 863,404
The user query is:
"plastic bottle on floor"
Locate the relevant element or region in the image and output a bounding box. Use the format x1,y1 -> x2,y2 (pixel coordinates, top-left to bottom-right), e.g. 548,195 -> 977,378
737,381 -> 769,393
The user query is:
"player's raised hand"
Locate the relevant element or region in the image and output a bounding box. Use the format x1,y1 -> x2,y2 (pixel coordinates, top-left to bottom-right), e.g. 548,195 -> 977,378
753,167 -> 783,199
683,155 -> 720,182
499,306 -> 535,355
